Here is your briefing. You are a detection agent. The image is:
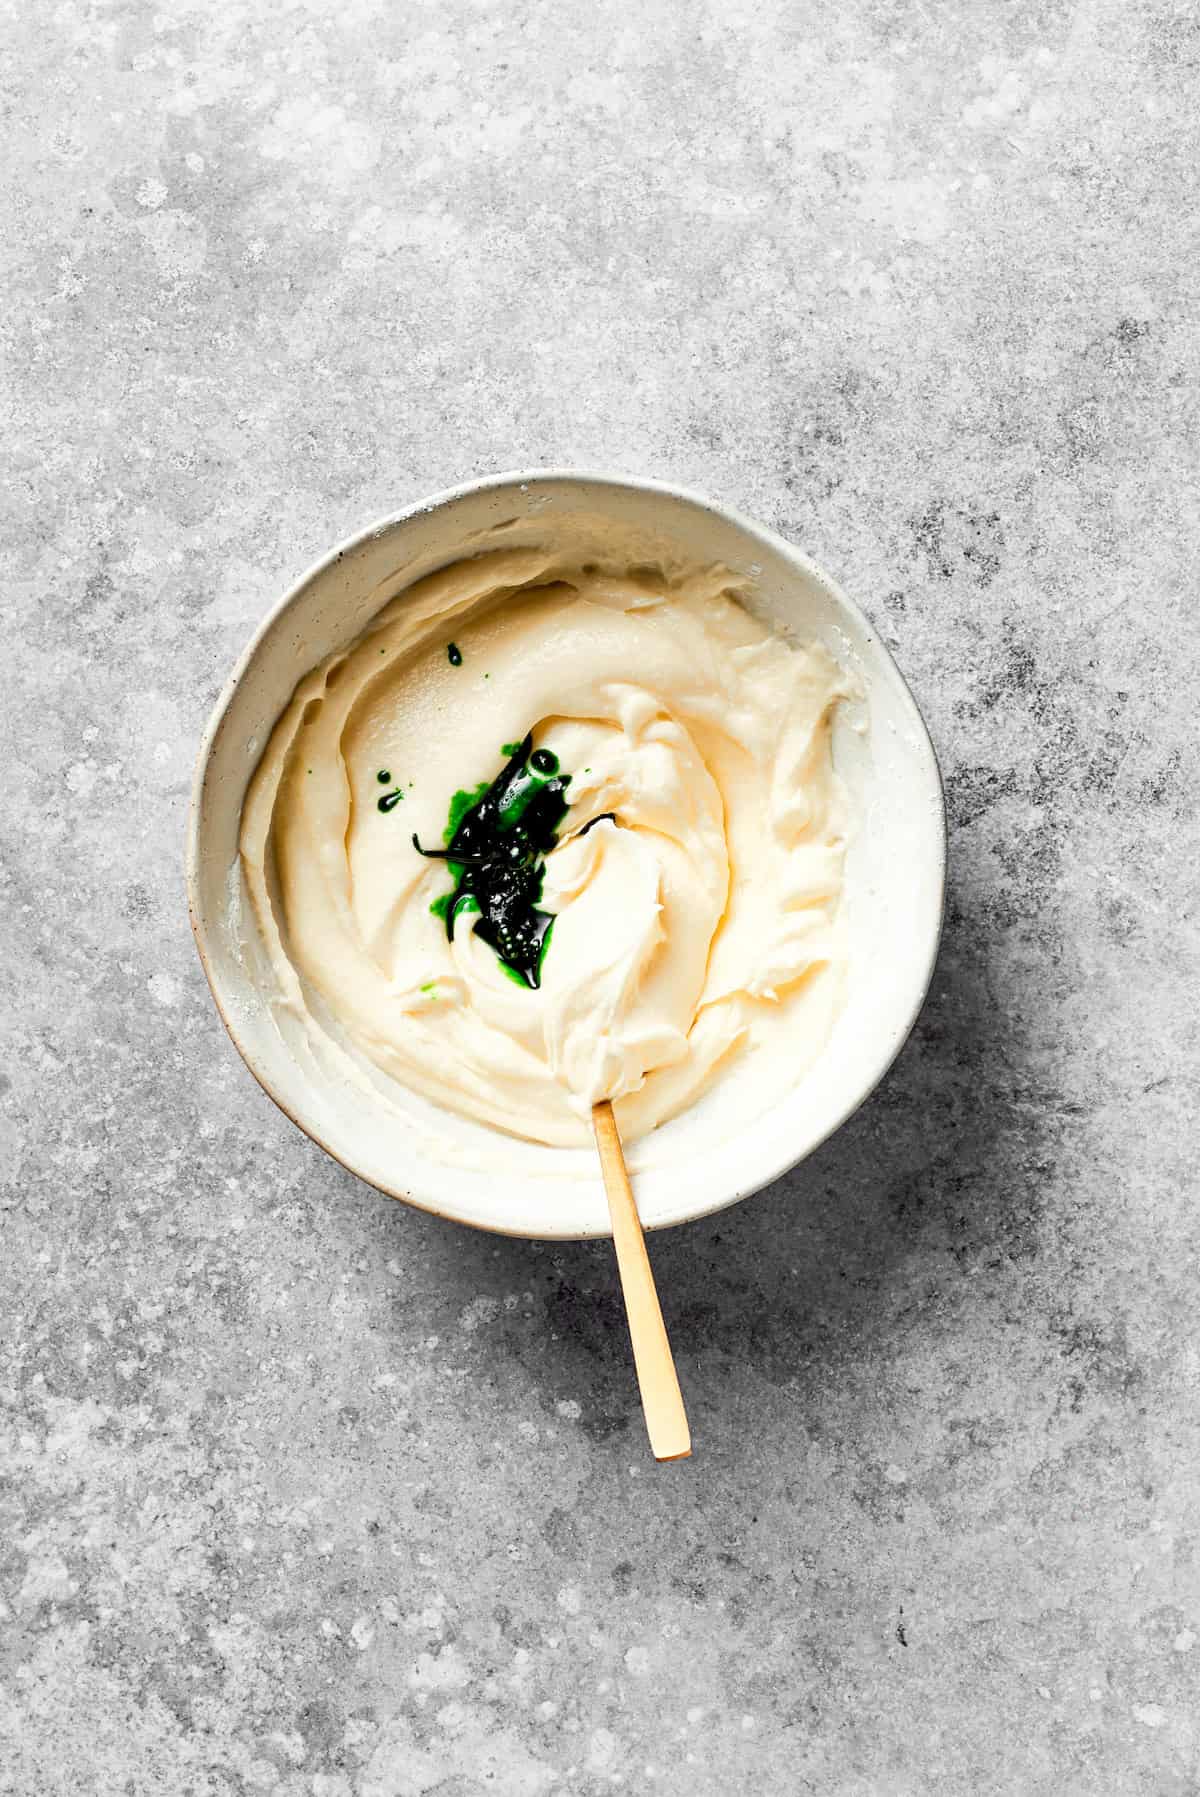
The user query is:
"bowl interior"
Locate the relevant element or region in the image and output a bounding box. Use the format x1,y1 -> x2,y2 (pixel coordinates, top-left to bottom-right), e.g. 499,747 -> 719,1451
188,473 -> 945,1238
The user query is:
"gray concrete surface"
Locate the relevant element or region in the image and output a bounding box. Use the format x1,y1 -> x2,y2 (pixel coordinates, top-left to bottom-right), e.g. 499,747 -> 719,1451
3,2 -> 1198,1792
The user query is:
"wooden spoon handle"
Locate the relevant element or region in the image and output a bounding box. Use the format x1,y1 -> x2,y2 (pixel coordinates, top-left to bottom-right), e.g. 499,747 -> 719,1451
592,1100 -> 692,1462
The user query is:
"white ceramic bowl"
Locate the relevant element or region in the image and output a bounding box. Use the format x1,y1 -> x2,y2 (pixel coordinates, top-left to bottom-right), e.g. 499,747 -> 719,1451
187,471 -> 945,1239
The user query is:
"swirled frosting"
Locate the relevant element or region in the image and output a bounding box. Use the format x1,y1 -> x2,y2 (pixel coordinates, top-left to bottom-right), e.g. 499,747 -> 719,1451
240,544 -> 852,1147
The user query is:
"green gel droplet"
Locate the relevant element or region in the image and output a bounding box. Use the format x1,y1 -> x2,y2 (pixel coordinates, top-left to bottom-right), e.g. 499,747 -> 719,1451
412,735 -> 571,988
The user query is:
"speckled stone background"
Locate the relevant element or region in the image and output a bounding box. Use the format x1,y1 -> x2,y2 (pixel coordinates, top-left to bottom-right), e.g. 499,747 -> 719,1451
3,2 -> 1198,1792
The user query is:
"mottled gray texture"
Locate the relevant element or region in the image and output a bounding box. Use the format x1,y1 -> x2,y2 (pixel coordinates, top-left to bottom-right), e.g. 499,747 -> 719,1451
2,1 -> 1198,1792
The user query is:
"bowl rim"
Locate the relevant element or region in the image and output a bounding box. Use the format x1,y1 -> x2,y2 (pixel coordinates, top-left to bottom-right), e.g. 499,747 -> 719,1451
187,467 -> 947,1237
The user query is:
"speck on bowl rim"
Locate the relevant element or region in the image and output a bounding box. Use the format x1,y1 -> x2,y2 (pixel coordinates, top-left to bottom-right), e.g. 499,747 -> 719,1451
187,468 -> 947,1240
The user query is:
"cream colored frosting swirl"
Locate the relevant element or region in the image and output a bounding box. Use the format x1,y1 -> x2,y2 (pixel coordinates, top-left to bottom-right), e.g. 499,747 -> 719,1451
240,545 -> 852,1147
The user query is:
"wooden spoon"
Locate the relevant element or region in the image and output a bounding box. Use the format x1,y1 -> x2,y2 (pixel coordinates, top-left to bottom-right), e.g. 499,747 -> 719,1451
592,1100 -> 692,1462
